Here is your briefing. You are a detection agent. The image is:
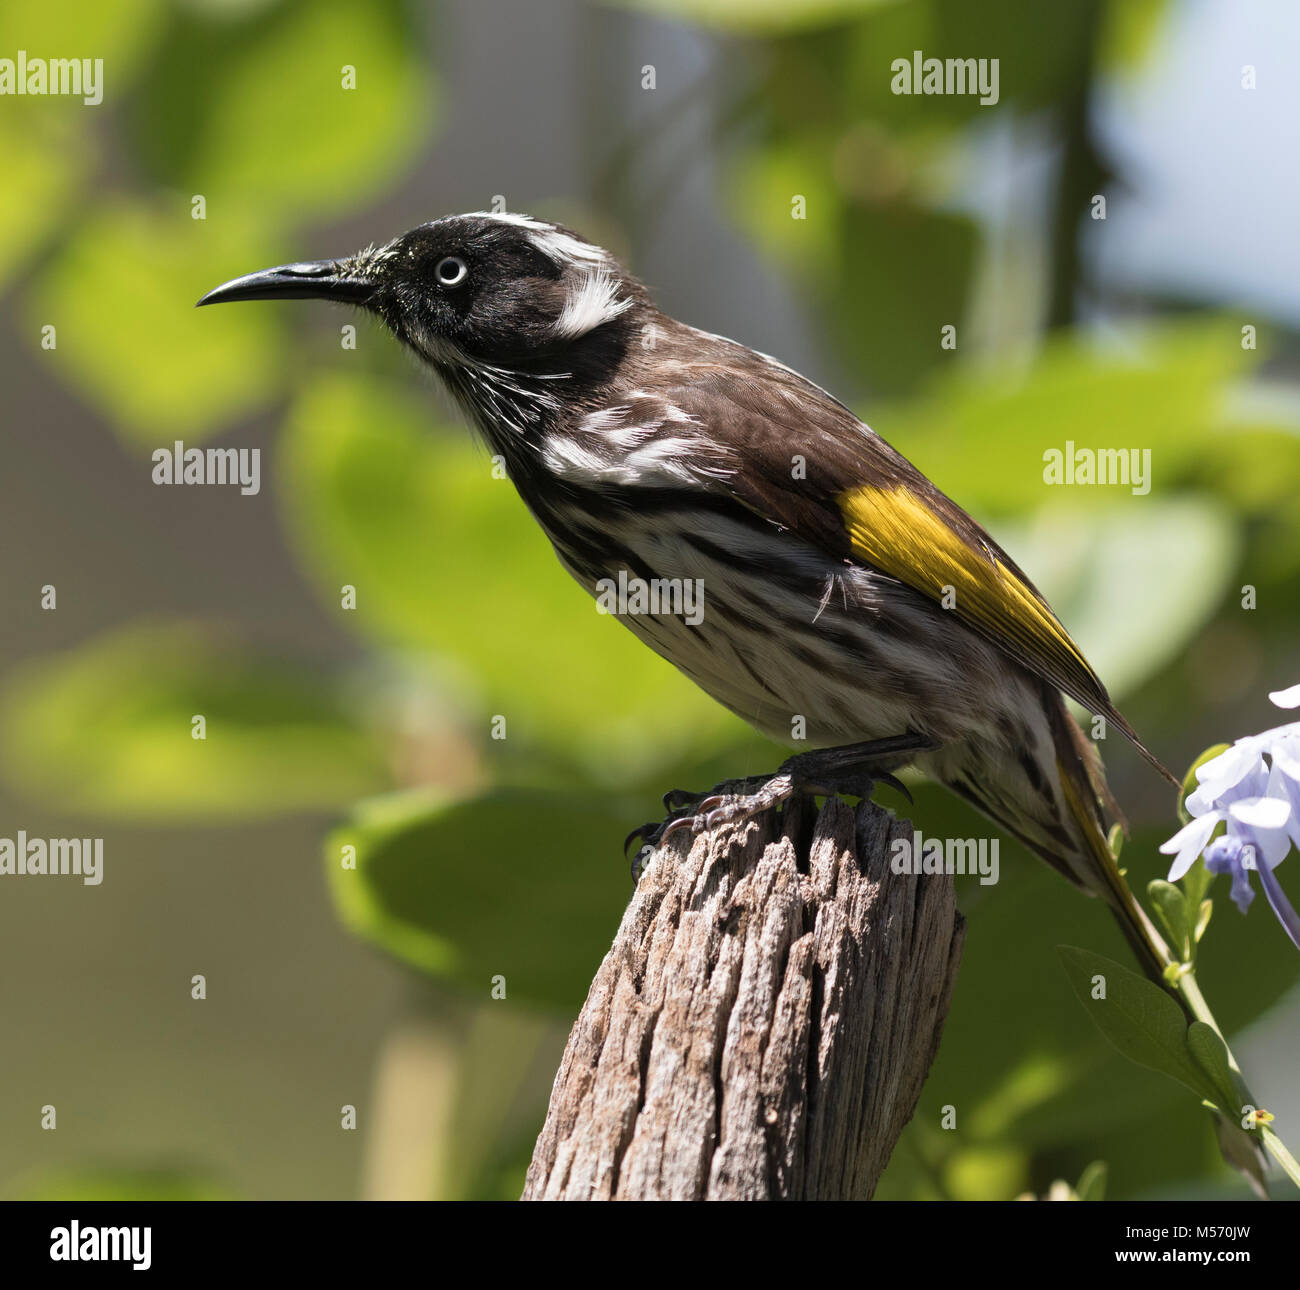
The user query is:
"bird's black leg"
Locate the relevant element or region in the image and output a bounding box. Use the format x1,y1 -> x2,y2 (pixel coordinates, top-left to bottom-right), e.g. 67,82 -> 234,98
626,732 -> 940,878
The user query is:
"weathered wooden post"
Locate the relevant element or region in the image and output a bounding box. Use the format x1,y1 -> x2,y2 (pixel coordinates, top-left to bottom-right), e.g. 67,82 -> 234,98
523,794 -> 964,1200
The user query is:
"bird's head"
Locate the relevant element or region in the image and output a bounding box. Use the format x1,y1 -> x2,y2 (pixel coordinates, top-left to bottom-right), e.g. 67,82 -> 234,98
198,212 -> 648,386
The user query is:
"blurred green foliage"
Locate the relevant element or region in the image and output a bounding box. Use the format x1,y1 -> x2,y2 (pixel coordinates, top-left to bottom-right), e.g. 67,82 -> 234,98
327,788 -> 634,1011
2,0 -> 1296,1202
0,621 -> 388,819
128,0 -> 433,222
27,204 -> 286,442
606,0 -> 895,35
7,1167 -> 233,1202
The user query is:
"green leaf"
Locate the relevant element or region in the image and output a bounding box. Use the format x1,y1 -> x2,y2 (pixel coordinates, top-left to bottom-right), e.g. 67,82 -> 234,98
0,115 -> 83,293
1098,0 -> 1172,75
1194,898 -> 1214,945
0,0 -> 165,76
729,143 -> 841,277
1056,946 -> 1222,1107
130,0 -> 434,222
279,370 -> 740,781
0,620 -> 389,820
1107,822 -> 1124,861
1147,880 -> 1190,962
884,322 -> 1263,517
1075,1160 -> 1108,1202
327,787 -> 633,1012
601,0 -> 891,35
1185,1022 -> 1242,1119
1181,854 -> 1216,921
25,201 -> 286,445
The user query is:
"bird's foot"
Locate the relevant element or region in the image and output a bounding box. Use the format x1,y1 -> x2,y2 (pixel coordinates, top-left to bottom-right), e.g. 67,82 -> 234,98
624,774 -> 772,878
625,732 -> 938,880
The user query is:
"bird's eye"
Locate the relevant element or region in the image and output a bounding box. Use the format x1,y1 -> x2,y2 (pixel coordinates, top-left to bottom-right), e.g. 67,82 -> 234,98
435,256 -> 468,287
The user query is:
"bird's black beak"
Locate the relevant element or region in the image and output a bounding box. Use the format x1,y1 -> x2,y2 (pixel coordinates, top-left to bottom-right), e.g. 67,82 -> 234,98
196,258 -> 374,307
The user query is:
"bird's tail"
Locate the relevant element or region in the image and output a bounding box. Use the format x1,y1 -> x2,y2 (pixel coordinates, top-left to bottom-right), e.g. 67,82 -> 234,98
1038,689 -> 1176,991
930,682 -> 1176,988
947,687 -> 1270,1191
1037,691 -> 1269,1193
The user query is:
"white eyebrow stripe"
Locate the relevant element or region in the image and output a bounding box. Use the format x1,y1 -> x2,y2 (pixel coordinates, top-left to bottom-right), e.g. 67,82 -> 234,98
532,229 -> 608,264
464,210 -> 608,265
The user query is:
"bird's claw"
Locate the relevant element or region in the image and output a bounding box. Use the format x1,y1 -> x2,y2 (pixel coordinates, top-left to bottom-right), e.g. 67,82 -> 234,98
626,741 -> 924,883
874,770 -> 912,805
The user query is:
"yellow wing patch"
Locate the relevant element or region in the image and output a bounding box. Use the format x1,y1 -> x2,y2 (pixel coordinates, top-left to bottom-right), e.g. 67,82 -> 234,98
837,482 -> 1098,698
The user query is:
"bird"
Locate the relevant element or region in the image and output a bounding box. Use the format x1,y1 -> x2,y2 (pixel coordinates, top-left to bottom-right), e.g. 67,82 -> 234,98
198,210 -> 1180,982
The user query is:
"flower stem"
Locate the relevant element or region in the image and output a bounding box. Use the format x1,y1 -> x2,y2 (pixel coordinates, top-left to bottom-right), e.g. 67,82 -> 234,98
1261,1127 -> 1300,1190
1175,964 -> 1300,1192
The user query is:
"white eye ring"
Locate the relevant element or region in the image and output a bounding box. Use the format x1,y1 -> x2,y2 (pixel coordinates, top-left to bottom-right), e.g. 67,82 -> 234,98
435,255 -> 468,286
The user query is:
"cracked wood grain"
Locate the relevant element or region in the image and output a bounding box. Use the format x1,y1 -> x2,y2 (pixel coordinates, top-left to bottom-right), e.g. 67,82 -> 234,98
522,794 -> 965,1200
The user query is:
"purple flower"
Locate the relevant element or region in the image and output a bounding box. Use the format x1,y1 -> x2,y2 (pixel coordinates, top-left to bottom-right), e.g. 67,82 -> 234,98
1160,685 -> 1300,952
1204,836 -> 1255,913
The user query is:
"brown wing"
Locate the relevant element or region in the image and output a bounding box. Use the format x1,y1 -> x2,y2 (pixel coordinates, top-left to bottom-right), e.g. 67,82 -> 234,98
659,358 -> 1174,783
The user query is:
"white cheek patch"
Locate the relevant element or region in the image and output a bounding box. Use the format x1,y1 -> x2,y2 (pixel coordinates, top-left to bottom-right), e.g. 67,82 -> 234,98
553,268 -> 632,340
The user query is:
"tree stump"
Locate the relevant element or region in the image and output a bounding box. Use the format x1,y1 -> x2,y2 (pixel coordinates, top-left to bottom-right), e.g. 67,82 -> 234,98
522,794 -> 965,1200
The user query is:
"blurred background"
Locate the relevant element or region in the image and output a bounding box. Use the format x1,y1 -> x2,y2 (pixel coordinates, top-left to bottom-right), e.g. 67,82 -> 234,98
1,0 -> 1297,1201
